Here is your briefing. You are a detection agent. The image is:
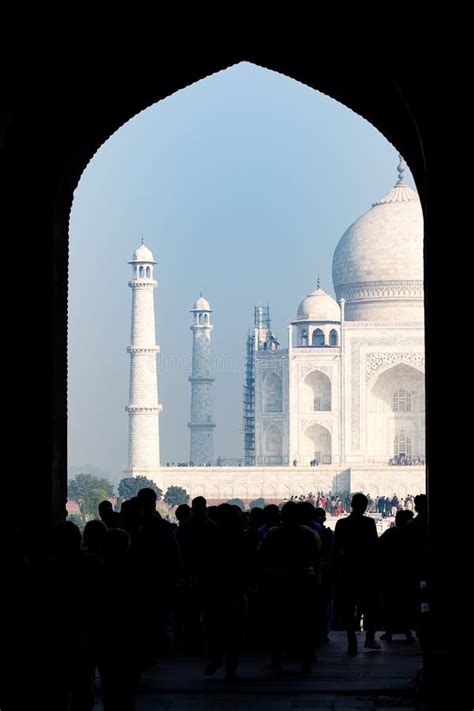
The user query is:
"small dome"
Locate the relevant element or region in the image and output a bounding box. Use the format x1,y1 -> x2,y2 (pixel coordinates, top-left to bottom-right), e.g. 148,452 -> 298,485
297,287 -> 340,322
193,294 -> 211,311
130,240 -> 156,263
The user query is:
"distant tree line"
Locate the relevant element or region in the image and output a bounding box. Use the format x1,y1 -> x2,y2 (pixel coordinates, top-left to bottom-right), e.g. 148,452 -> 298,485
67,473 -> 189,521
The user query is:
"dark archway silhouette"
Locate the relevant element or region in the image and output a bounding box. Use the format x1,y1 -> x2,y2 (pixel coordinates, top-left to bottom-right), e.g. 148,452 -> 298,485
1,54 -> 470,707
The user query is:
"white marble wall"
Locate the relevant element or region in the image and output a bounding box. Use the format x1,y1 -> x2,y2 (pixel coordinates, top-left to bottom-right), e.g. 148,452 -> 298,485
126,464 -> 425,502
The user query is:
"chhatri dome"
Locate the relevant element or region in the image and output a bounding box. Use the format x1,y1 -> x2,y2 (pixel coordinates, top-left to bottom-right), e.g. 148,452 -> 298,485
192,293 -> 211,311
130,237 -> 156,264
297,282 -> 340,322
332,155 -> 424,321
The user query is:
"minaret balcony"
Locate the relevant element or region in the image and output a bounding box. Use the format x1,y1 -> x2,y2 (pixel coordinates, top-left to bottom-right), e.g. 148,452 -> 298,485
128,279 -> 158,289
125,405 -> 163,413
127,345 -> 160,354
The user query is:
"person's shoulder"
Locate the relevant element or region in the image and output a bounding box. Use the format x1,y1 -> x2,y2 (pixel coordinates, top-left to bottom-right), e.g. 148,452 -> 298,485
364,515 -> 377,528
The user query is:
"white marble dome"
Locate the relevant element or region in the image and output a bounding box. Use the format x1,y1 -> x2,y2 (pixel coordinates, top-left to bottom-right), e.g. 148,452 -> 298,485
131,242 -> 156,263
297,287 -> 340,322
332,158 -> 424,321
193,295 -> 211,311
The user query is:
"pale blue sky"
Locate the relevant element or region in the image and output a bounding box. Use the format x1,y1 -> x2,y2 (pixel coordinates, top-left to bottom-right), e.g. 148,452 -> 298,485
68,62 -> 415,482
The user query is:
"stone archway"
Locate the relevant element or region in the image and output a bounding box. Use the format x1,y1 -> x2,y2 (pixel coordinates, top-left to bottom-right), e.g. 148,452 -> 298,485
368,362 -> 425,463
303,423 -> 332,464
302,370 -> 331,412
5,59 -> 469,706
263,372 -> 283,413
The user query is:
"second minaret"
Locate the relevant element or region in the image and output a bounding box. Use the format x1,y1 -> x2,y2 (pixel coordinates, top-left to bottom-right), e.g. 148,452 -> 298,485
188,294 -> 215,465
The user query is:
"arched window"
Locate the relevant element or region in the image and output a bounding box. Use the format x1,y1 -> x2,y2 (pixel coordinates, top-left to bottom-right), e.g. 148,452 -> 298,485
393,389 -> 412,412
302,329 -> 308,346
312,329 -> 324,347
263,373 -> 283,413
139,265 -> 144,277
394,432 -> 412,456
329,329 -> 338,346
304,370 -> 331,411
146,266 -> 151,278
203,313 -> 208,324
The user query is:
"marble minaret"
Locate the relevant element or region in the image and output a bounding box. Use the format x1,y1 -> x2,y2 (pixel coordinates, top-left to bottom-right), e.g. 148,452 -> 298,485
125,238 -> 161,471
188,294 -> 215,464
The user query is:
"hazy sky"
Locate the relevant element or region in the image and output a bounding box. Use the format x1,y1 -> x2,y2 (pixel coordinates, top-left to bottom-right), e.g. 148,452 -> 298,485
68,62 -> 415,482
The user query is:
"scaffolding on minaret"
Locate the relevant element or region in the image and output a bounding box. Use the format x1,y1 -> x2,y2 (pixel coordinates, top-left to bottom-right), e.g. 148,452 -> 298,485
243,305 -> 273,466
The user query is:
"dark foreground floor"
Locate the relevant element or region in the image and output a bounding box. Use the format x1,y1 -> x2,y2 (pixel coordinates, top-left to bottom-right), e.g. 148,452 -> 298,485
94,631 -> 422,710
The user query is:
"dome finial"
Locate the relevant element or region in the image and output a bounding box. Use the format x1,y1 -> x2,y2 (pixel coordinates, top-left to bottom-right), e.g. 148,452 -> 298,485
200,290 -> 203,297
317,274 -> 320,289
396,153 -> 406,186
141,235 -> 145,246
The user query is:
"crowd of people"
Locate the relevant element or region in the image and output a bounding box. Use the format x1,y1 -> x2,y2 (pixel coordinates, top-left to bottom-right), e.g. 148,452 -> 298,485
3,491 -> 429,710
288,491 -> 421,519
388,455 -> 425,466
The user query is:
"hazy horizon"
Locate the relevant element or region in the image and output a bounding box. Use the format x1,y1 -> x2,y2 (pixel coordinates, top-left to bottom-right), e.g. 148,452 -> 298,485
68,62 -> 416,483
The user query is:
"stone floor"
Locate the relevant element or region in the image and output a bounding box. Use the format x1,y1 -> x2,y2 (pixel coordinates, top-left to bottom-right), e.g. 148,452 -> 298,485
94,632 -> 422,710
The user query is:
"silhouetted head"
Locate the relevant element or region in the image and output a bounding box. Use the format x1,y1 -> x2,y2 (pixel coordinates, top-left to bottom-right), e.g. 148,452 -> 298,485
98,500 -> 113,519
314,507 -> 326,525
50,521 -> 82,558
263,504 -> 280,528
351,493 -> 368,515
414,494 -> 427,516
175,503 -> 192,524
207,505 -> 218,521
249,507 -> 264,528
119,497 -> 141,533
296,501 -> 315,526
137,487 -> 157,515
215,502 -> 240,529
192,496 -> 207,515
281,501 -> 299,526
83,519 -> 107,554
395,509 -> 414,528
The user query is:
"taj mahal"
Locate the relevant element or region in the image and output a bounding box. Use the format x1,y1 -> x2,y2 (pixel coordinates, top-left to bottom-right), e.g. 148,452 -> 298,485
123,156 -> 426,503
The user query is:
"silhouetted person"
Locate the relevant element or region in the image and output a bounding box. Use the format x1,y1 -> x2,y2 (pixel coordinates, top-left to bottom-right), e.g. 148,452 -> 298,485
333,493 -> 380,654
177,496 -> 217,639
405,493 -> 429,640
97,528 -> 141,711
379,509 -> 415,641
259,501 -> 320,675
99,499 -> 121,529
83,518 -> 107,558
200,503 -> 251,680
174,502 -> 193,638
119,497 -> 141,542
175,503 -> 192,527
314,506 -> 334,644
258,504 -> 281,541
134,488 -> 179,660
33,521 -> 101,710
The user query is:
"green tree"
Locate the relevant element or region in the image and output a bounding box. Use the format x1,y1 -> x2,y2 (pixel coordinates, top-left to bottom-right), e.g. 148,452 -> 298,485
250,497 -> 265,510
68,473 -> 114,522
164,485 -> 189,507
118,476 -> 163,501
226,498 -> 245,511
